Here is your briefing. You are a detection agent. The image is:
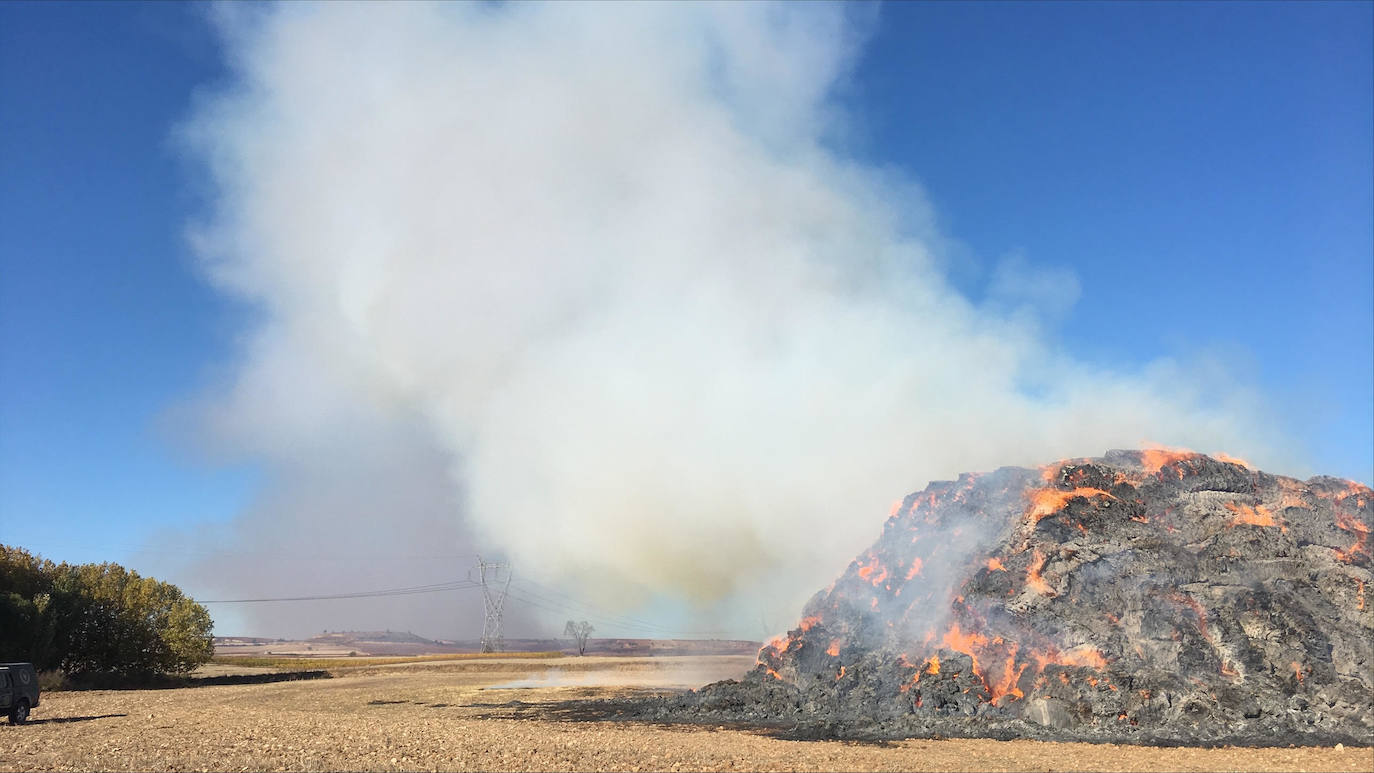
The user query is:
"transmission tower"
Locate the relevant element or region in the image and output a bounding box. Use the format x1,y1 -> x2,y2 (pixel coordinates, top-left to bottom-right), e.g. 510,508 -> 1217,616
474,556 -> 512,652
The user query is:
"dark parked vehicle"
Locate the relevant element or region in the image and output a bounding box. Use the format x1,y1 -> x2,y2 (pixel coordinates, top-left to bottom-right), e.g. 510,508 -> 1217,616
0,663 -> 39,724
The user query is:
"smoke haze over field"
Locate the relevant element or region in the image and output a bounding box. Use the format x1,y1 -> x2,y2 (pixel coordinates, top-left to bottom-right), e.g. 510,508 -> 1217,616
177,2 -> 1293,638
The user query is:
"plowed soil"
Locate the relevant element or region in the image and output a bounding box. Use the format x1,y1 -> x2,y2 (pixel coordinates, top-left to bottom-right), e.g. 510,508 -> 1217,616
1,656 -> 1367,772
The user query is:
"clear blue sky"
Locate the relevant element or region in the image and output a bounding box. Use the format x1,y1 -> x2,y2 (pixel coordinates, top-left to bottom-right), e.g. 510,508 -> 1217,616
2,1 -> 1370,578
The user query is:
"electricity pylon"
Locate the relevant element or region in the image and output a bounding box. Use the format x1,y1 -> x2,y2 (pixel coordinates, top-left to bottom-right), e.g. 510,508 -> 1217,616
475,556 -> 511,652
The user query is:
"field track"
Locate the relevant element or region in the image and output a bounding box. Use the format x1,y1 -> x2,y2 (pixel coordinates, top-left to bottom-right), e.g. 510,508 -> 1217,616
1,655 -> 1367,772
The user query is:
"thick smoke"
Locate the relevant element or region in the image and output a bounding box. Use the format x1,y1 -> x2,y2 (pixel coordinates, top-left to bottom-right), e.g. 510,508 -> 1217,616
177,2 -> 1288,638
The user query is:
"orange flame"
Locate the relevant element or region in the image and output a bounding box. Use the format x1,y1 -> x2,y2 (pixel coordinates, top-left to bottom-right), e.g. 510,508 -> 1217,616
1029,645 -> 1108,672
934,624 -> 1029,702
988,642 -> 1027,701
1213,452 -> 1251,468
1224,502 -> 1280,528
1027,487 -> 1115,523
826,640 -> 841,657
940,622 -> 988,676
1291,662 -> 1303,684
1140,445 -> 1198,473
836,665 -> 846,681
905,557 -> 923,580
986,557 -> 1006,572
856,554 -> 891,587
799,616 -> 822,632
856,560 -> 877,580
1025,549 -> 1056,596
1143,447 -> 1198,472
1334,511 -> 1370,562
1276,479 -> 1311,511
1062,647 -> 1108,670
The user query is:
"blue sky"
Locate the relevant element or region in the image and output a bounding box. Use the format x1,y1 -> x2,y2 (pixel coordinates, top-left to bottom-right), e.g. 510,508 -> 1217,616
1,3 -> 260,566
1,1 -> 1370,632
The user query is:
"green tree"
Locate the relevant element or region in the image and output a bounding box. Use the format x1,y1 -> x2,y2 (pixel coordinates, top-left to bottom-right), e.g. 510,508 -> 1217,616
0,545 -> 214,675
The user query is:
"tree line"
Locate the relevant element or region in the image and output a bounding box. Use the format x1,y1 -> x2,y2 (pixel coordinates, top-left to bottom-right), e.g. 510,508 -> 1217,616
0,544 -> 213,675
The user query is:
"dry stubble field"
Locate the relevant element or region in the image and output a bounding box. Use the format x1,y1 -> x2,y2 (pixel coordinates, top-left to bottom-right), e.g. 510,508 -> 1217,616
1,655 -> 1368,772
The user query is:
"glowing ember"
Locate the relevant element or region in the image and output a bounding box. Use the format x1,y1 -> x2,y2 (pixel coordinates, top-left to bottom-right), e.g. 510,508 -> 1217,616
1025,549 -> 1056,596
1171,593 -> 1211,643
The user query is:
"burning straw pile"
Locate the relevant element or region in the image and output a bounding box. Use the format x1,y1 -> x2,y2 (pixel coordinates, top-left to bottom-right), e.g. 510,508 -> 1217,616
655,450 -> 1373,745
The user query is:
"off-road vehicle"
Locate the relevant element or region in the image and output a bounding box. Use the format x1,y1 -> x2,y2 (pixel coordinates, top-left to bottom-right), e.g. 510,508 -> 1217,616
0,663 -> 39,724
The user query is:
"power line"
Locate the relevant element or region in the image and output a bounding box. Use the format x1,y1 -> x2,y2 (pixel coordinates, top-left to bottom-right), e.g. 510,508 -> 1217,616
198,579 -> 480,604
196,572 -> 735,639
505,583 -> 731,638
509,579 -> 680,634
0,534 -> 474,563
475,556 -> 511,652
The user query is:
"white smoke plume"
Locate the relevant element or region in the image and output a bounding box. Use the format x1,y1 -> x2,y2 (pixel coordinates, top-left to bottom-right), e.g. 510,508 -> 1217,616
177,2 -> 1288,638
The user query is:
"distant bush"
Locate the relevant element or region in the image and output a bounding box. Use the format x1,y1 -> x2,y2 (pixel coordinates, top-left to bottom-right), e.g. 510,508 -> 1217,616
0,545 -> 213,676
37,670 -> 68,691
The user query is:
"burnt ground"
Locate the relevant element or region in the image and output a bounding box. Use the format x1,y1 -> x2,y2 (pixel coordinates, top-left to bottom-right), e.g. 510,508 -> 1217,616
3,656 -> 1368,773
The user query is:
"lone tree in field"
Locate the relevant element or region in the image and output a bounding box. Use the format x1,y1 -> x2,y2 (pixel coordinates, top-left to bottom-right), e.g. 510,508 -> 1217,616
564,620 -> 594,656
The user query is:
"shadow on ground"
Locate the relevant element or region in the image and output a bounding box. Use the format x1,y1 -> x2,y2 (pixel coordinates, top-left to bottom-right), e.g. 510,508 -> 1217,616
21,714 -> 127,726
53,670 -> 332,691
459,694 -> 898,746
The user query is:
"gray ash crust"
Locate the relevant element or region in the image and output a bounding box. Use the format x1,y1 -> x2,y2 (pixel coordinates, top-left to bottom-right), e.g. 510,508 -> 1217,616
610,451 -> 1374,746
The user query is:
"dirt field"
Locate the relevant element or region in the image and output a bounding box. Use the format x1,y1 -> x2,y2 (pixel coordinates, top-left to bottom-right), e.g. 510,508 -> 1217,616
2,655 -> 1367,772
